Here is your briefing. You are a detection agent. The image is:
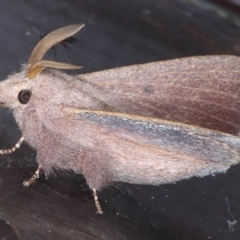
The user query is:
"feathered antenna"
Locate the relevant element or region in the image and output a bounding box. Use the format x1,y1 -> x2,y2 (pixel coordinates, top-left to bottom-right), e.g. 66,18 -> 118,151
28,23 -> 84,79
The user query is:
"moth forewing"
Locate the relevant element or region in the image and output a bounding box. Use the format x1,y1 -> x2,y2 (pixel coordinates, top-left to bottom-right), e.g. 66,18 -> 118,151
63,109 -> 240,185
80,55 -> 240,136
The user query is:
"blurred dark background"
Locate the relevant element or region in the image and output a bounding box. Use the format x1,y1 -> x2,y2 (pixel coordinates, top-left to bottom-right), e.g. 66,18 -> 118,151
0,0 -> 240,239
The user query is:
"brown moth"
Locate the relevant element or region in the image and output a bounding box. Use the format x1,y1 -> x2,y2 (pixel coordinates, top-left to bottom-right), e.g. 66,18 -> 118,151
0,23 -> 240,214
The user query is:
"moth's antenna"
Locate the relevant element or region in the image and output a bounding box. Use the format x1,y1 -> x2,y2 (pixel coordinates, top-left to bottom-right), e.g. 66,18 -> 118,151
28,24 -> 84,79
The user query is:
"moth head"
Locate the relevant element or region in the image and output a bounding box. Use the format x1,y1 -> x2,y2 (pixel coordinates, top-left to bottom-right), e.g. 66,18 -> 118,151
0,24 -> 84,110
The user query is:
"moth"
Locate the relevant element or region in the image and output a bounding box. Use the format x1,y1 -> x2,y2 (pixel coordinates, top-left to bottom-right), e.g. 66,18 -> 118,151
1,23 -> 240,214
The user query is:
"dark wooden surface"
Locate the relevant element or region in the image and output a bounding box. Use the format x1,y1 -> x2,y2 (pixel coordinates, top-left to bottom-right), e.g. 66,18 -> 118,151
0,0 -> 240,239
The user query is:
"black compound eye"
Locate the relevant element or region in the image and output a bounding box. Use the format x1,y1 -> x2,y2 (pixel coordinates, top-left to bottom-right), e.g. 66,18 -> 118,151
18,90 -> 32,104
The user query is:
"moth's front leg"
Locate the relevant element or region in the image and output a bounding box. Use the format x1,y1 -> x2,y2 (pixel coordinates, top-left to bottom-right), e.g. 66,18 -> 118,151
0,137 -> 24,154
23,165 -> 42,187
0,136 -> 42,186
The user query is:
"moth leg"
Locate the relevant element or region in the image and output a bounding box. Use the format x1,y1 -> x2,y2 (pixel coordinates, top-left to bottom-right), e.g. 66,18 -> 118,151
0,137 -> 24,155
23,165 -> 42,187
93,188 -> 103,214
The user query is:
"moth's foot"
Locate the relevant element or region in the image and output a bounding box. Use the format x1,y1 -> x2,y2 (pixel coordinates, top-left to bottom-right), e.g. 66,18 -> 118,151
23,165 -> 42,187
0,137 -> 24,155
93,188 -> 103,214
